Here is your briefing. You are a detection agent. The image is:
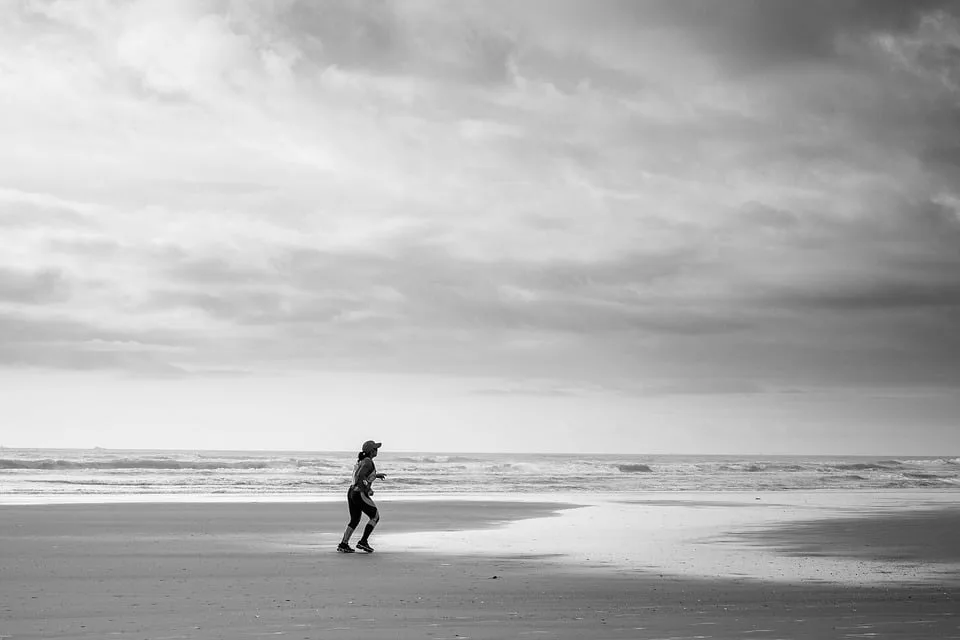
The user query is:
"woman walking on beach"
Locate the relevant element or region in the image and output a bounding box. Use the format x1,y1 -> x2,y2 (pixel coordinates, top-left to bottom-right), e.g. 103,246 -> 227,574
338,440 -> 386,553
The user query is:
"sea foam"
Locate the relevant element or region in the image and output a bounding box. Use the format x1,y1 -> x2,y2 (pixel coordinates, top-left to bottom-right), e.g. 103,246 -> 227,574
1,448 -> 957,503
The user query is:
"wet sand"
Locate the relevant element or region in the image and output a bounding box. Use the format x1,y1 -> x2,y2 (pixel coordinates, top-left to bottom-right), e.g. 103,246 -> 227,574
732,507 -> 960,563
1,499 -> 957,639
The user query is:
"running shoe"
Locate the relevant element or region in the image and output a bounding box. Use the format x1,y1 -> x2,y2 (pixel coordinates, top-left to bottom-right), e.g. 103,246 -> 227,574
356,541 -> 374,553
337,542 -> 355,553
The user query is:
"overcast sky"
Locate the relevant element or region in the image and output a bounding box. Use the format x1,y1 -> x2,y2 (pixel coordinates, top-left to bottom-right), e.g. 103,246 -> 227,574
1,0 -> 959,454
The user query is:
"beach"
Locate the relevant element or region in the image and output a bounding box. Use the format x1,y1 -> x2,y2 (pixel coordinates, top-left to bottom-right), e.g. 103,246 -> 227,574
2,495 -> 958,639
5,0 -> 960,636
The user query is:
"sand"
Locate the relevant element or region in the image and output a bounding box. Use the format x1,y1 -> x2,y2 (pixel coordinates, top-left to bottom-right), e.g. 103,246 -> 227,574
382,490 -> 960,585
1,497 -> 958,639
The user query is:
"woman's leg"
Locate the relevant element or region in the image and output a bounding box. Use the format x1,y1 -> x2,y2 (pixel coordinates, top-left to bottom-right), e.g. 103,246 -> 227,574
341,491 -> 363,545
357,495 -> 380,548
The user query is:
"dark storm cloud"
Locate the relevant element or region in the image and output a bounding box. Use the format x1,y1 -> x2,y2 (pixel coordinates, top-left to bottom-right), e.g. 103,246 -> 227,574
772,280 -> 960,312
924,143 -> 960,173
574,0 -> 957,68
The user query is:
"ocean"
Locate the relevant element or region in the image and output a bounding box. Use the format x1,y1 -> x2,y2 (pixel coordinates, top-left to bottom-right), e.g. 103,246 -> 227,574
1,448 -> 958,503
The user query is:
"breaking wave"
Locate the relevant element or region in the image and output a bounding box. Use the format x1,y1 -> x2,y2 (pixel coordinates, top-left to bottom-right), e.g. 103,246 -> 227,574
0,457 -> 340,471
827,462 -> 901,472
1,449 -> 957,501
394,456 -> 484,464
617,464 -> 653,473
0,458 -> 274,471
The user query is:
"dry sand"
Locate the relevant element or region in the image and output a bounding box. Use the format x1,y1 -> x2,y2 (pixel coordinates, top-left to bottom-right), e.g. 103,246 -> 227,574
1,498 -> 957,639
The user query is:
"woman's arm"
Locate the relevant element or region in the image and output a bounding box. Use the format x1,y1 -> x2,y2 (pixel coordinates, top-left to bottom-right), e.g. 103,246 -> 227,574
366,464 -> 386,492
354,458 -> 376,493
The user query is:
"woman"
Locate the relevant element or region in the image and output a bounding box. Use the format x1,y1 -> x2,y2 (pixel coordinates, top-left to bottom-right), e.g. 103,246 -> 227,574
338,440 -> 386,553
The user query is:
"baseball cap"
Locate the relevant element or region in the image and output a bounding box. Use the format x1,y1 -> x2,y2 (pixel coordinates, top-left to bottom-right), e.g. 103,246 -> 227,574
362,440 -> 382,454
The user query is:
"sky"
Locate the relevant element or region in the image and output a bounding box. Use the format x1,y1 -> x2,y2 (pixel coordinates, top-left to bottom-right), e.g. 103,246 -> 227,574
1,0 -> 959,454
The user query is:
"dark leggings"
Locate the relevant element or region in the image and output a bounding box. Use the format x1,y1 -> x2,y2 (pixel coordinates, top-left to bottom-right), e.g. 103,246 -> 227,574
347,488 -> 379,529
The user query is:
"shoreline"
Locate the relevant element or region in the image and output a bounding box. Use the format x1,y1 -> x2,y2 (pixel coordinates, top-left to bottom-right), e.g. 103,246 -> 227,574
2,485 -> 958,506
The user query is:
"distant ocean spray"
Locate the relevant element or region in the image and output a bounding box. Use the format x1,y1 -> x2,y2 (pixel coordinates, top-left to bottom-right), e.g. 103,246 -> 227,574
1,448 -> 958,502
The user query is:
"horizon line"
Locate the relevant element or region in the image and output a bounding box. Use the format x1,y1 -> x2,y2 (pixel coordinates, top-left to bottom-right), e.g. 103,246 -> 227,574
1,445 -> 955,458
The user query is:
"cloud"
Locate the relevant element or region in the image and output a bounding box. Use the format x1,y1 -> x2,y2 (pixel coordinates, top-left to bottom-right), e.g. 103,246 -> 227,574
166,255 -> 281,287
536,0 -> 957,72
138,239 -> 734,334
280,1 -> 519,85
775,280 -> 960,312
0,200 -> 96,231
0,267 -> 70,304
0,342 -> 187,375
661,0 -> 950,62
0,309 -> 191,374
633,378 -> 769,397
1,0 -> 958,397
471,385 -> 580,398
